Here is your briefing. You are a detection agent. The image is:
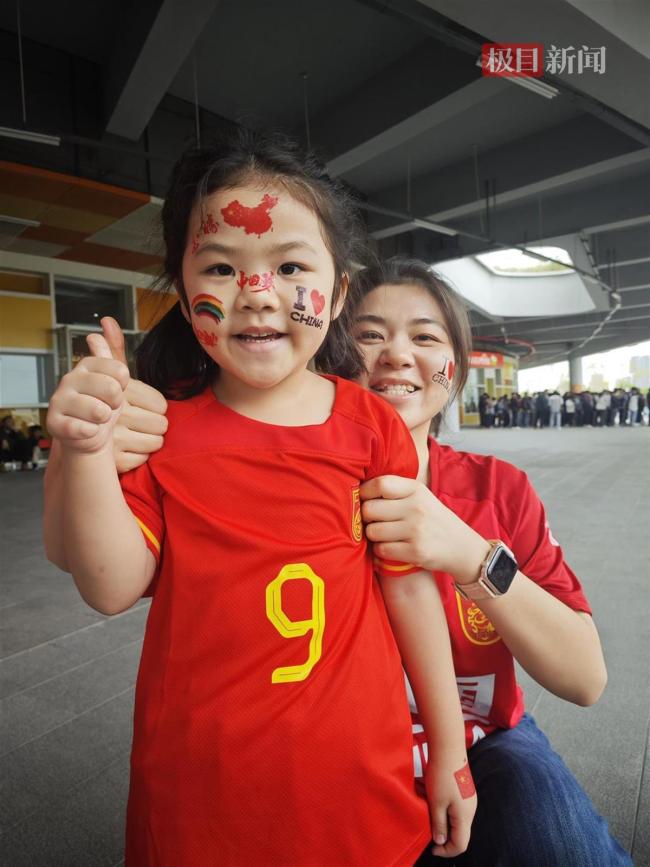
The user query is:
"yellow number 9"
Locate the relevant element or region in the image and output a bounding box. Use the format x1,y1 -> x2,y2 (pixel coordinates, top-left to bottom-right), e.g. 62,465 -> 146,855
265,563 -> 325,683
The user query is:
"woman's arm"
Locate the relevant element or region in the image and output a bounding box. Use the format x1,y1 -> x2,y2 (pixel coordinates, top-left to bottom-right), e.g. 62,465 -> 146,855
363,476 -> 607,707
379,569 -> 476,859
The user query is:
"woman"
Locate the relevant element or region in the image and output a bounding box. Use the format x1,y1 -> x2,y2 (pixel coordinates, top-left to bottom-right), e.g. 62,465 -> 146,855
44,258 -> 630,865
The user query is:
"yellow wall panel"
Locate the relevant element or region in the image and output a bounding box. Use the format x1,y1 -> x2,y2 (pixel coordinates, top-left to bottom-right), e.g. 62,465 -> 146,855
0,271 -> 48,295
137,287 -> 178,331
0,296 -> 52,348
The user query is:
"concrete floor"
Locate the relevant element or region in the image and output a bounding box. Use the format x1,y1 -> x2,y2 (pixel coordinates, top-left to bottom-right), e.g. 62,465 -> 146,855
1,426 -> 648,866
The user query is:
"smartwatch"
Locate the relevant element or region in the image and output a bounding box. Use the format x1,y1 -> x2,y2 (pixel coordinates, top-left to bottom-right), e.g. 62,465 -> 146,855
455,540 -> 518,601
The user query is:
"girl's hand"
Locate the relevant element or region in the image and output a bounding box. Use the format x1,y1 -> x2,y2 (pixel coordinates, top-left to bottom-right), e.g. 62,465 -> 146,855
424,758 -> 477,858
88,317 -> 168,473
360,476 -> 490,583
46,334 -> 129,456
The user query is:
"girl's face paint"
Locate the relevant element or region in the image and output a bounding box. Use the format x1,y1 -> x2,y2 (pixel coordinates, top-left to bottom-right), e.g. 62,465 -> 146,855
193,325 -> 218,347
189,293 -> 225,349
237,270 -> 275,292
191,212 -> 220,254
352,283 -> 455,439
310,290 -> 325,316
181,183 -> 338,393
454,765 -> 476,799
221,192 -> 278,237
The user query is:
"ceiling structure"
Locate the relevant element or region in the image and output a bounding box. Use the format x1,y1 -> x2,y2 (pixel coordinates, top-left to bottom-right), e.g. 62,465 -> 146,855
0,0 -> 648,368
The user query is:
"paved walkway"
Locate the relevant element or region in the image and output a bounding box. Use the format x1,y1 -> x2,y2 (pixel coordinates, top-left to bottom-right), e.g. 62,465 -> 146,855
1,426 -> 648,866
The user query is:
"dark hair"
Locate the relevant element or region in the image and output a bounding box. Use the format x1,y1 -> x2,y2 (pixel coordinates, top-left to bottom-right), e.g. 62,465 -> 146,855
136,128 -> 369,397
318,256 -> 472,428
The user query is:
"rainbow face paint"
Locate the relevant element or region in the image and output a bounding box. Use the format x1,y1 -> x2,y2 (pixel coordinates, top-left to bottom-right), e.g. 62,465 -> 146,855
221,193 -> 278,237
432,357 -> 455,392
191,293 -> 225,324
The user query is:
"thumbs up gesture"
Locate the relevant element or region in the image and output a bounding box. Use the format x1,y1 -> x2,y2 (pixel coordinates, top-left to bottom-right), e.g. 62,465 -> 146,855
47,318 -> 131,455
97,318 -> 168,473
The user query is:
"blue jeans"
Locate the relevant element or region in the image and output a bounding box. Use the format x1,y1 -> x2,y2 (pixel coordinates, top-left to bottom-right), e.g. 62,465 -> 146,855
414,714 -> 631,866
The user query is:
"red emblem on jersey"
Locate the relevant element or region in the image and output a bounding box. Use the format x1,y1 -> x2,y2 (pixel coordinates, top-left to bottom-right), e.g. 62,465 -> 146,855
351,486 -> 362,542
455,593 -> 501,645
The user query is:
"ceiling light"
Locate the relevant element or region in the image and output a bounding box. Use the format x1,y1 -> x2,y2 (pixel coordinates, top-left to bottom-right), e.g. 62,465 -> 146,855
0,214 -> 40,228
412,218 -> 458,237
0,126 -> 60,146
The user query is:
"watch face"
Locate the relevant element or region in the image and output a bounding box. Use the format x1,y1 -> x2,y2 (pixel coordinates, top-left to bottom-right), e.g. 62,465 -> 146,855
488,548 -> 518,593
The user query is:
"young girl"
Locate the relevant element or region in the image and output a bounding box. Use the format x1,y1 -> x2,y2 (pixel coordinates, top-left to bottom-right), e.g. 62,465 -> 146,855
44,133 -> 475,865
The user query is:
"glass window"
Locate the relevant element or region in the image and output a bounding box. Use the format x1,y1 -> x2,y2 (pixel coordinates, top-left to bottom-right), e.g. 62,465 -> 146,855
475,246 -> 573,276
55,278 -> 132,328
0,353 -> 55,406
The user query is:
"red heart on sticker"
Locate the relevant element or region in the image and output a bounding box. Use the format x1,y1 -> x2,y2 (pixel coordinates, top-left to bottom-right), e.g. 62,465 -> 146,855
310,290 -> 325,316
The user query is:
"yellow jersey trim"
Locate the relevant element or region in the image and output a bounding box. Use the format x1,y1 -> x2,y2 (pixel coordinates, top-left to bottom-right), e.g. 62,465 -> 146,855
374,559 -> 417,573
135,517 -> 160,555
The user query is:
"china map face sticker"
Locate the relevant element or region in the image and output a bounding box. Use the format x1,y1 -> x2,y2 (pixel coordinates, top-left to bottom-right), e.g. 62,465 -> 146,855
432,357 -> 455,392
221,193 -> 278,237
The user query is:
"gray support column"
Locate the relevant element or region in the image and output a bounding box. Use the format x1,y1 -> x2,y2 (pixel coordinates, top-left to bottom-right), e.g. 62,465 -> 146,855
569,355 -> 584,392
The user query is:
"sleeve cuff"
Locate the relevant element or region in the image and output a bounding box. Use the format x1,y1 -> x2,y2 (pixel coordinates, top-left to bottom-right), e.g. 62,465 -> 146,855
134,516 -> 161,561
373,556 -> 421,578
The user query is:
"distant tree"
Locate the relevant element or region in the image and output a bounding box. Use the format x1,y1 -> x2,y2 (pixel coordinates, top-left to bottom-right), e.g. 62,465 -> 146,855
615,376 -> 633,390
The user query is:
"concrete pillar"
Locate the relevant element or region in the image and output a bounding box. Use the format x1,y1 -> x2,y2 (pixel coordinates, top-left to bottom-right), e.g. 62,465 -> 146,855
569,355 -> 583,392
440,396 -> 460,435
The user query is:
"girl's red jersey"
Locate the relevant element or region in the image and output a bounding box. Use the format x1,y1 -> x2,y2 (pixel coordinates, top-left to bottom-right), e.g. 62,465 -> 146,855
120,376 -> 430,866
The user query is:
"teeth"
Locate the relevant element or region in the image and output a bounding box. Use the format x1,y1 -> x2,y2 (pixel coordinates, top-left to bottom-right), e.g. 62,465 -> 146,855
376,384 -> 416,394
238,333 -> 279,340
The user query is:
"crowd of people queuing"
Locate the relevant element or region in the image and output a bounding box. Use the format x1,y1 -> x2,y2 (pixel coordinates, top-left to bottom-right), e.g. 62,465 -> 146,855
478,387 -> 649,429
0,415 -> 46,470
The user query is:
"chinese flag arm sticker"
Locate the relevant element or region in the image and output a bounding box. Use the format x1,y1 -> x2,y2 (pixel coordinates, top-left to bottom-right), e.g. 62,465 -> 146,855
454,765 -> 476,799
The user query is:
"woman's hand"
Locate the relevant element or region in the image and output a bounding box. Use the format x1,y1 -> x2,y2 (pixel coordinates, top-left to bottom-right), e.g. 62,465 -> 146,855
424,757 -> 477,858
89,317 -> 168,472
360,476 -> 490,583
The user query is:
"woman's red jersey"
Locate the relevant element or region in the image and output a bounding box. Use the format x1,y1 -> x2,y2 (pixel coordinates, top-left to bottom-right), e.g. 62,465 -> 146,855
120,376 -> 430,866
